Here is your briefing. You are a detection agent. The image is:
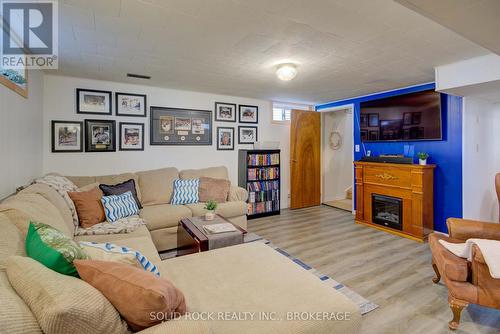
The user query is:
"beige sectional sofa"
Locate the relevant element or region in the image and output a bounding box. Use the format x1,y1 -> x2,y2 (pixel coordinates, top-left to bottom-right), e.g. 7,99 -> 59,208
0,166 -> 361,334
65,166 -> 248,251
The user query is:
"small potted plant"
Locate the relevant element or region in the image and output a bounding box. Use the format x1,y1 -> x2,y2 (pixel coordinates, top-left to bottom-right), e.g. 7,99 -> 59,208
204,200 -> 218,221
417,152 -> 429,165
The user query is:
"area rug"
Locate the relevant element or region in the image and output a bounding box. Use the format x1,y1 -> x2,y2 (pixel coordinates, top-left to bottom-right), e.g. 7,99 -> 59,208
249,235 -> 379,315
160,232 -> 379,315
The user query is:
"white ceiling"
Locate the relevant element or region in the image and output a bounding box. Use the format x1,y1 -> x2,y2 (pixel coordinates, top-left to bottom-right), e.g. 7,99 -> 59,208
55,0 -> 489,104
396,0 -> 500,56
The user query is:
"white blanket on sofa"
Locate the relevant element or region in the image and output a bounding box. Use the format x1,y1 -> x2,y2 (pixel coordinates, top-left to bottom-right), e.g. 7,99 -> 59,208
439,238 -> 500,279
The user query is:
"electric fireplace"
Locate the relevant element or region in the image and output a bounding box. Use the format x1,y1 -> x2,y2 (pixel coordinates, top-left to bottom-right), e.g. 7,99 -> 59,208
372,194 -> 402,231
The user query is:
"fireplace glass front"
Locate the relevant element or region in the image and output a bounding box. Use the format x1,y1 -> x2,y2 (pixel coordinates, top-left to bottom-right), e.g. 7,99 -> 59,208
372,194 -> 403,231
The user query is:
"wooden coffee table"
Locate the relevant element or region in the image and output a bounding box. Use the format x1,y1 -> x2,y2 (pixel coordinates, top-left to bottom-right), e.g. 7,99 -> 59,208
177,215 -> 247,257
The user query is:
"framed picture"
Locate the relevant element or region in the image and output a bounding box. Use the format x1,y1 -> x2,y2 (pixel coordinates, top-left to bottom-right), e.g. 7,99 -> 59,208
217,127 -> 234,150
51,121 -> 83,153
150,106 -> 212,145
77,89 -> 112,115
360,114 -> 368,128
403,128 -> 410,140
238,126 -> 258,144
360,130 -> 368,141
368,113 -> 379,127
85,119 -> 116,152
380,119 -> 402,140
119,122 -> 144,151
403,112 -> 412,125
412,112 -> 422,125
215,102 -> 236,122
369,130 -> 379,141
239,105 -> 258,123
116,93 -> 147,117
1,67 -> 28,98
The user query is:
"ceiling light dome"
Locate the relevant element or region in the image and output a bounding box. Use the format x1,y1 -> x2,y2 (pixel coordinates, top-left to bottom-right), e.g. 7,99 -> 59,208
276,63 -> 298,81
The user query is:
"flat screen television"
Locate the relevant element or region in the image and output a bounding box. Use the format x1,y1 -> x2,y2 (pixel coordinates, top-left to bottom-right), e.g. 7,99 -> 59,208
359,90 -> 442,142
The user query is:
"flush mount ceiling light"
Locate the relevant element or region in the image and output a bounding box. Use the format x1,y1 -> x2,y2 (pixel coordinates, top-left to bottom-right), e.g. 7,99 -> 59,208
276,63 -> 298,81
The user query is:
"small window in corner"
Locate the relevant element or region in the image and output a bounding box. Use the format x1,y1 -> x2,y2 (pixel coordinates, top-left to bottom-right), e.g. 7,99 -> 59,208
272,102 -> 311,123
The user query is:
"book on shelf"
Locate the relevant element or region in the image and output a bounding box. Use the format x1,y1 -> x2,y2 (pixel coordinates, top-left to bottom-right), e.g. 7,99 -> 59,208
239,149 -> 281,218
247,200 -> 280,215
247,167 -> 279,181
247,153 -> 280,166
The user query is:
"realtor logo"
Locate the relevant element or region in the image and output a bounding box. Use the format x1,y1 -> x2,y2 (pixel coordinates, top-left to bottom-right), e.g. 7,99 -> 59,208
1,0 -> 58,69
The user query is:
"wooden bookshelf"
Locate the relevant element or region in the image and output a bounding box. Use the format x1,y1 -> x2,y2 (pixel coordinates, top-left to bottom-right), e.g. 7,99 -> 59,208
238,149 -> 281,219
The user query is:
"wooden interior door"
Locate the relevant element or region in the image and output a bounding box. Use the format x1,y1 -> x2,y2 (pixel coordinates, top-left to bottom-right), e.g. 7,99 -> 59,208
290,109 -> 321,209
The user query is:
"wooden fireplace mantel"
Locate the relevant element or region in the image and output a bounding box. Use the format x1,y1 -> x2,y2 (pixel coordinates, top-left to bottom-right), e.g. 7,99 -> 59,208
353,161 -> 435,242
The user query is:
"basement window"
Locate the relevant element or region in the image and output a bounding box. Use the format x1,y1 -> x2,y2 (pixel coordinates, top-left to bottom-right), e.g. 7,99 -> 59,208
272,102 -> 311,123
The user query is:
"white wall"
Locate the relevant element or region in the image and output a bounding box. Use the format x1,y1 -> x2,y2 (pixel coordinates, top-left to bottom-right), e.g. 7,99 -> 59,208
436,54 -> 500,92
42,75 -> 290,207
463,96 -> 500,222
321,110 -> 353,202
0,70 -> 44,198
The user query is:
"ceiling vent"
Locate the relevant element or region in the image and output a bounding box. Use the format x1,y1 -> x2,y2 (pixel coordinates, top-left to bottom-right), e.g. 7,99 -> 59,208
127,73 -> 151,80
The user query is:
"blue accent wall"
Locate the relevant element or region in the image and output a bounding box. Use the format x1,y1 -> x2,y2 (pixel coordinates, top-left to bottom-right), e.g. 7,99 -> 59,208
316,83 -> 463,233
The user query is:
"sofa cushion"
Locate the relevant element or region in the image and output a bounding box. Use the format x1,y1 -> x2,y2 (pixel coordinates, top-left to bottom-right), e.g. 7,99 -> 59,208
26,222 -> 89,277
137,168 -> 179,205
75,260 -> 186,331
100,179 -> 142,209
68,188 -> 106,228
140,203 -> 192,230
19,183 -> 74,233
101,192 -> 140,223
179,166 -> 229,180
66,175 -> 97,188
198,177 -> 230,203
185,201 -> 247,218
67,173 -> 142,202
171,179 -> 200,205
0,193 -> 73,238
156,242 -> 361,334
80,241 -> 160,276
0,270 -> 42,334
0,213 -> 25,270
6,256 -> 129,334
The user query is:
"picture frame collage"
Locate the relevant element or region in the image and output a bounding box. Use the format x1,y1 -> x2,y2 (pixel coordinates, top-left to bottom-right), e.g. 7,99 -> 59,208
52,89 -> 147,153
214,102 -> 259,151
51,89 -> 260,153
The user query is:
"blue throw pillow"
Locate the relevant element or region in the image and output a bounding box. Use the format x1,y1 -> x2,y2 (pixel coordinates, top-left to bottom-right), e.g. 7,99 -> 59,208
101,191 -> 139,223
171,178 -> 200,205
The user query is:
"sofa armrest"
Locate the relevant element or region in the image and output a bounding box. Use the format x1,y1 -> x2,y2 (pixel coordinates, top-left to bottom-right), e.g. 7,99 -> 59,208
228,185 -> 248,202
470,245 -> 500,307
446,218 -> 500,241
138,318 -> 211,334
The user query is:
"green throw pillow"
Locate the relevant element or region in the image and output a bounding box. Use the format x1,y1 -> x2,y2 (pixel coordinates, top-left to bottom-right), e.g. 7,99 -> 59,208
25,221 -> 89,277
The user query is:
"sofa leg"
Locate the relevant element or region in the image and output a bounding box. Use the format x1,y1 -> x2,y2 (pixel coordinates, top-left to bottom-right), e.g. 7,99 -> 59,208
432,263 -> 441,284
448,297 -> 468,330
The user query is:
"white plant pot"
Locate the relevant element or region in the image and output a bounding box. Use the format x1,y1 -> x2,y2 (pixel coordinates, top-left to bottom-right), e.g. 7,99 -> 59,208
205,211 -> 215,221
419,159 -> 427,166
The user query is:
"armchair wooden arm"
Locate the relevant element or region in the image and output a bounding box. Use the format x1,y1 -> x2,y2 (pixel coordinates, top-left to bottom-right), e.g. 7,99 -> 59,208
446,218 -> 500,241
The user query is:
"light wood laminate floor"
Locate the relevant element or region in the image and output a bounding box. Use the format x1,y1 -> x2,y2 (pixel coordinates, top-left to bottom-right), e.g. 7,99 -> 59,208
248,205 -> 500,334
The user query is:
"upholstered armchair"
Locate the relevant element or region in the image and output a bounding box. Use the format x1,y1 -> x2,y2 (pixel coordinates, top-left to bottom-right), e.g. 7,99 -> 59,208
429,218 -> 500,330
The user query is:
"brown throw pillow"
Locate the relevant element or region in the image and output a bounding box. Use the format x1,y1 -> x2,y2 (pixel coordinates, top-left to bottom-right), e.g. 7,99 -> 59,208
68,188 -> 105,228
74,259 -> 187,331
198,177 -> 230,203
